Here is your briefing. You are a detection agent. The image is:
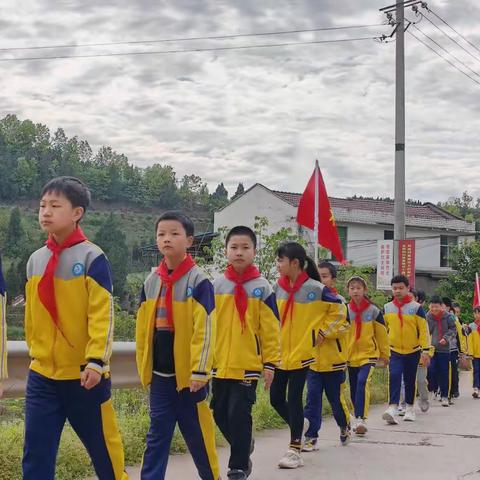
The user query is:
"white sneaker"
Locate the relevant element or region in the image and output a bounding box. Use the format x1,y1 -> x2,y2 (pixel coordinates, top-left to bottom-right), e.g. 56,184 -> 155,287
441,397 -> 449,407
278,449 -> 304,469
419,398 -> 430,413
397,404 -> 406,416
350,415 -> 358,433
382,406 -> 399,425
403,405 -> 416,422
355,418 -> 367,435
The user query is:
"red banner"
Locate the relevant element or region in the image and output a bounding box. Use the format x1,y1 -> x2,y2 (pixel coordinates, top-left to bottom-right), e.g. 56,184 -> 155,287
398,239 -> 416,288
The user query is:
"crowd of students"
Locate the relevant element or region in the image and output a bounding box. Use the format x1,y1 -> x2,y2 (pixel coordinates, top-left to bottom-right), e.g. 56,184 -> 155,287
0,176 -> 479,480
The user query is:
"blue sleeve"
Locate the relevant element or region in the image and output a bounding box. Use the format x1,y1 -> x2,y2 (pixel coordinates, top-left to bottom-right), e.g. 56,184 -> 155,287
417,306 -> 426,319
87,254 -> 113,294
375,310 -> 386,325
321,286 -> 342,304
139,285 -> 146,305
264,292 -> 280,321
192,278 -> 215,315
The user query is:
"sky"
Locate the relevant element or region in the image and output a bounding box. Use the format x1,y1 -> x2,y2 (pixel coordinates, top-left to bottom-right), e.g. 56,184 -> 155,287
1,0 -> 480,203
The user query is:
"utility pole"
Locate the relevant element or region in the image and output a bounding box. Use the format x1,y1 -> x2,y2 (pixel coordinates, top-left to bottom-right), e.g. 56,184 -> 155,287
380,0 -> 422,273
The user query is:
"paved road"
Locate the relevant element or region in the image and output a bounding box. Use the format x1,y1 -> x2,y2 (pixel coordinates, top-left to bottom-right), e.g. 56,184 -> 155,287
117,372 -> 480,480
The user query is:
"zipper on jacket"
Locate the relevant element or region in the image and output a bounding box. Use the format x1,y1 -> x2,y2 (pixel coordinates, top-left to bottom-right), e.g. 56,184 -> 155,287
254,334 -> 261,355
311,329 -> 316,348
336,339 -> 342,352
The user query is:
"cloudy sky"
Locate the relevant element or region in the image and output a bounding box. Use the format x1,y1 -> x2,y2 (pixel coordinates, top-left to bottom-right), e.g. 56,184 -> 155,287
1,0 -> 480,203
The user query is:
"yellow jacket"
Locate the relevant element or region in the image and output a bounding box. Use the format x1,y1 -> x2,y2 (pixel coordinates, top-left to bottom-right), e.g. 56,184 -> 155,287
136,266 -> 216,390
274,279 -> 347,371
213,275 -> 280,380
383,299 -> 430,355
348,303 -> 390,368
25,241 -> 115,380
451,317 -> 467,354
0,256 -> 7,381
466,322 -> 480,358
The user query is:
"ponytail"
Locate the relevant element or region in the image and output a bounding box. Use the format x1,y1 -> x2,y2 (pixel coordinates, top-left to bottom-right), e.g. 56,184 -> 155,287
276,242 -> 320,281
305,256 -> 320,281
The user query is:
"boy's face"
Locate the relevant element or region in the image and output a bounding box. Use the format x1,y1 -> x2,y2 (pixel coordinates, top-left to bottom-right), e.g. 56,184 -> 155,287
156,220 -> 193,259
429,303 -> 443,316
39,191 -> 83,237
226,234 -> 256,272
391,282 -> 409,300
454,306 -> 461,316
348,280 -> 366,302
318,268 -> 335,288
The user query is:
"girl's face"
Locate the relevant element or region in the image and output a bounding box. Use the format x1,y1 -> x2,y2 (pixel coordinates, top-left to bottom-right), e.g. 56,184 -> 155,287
474,311 -> 480,322
318,268 -> 335,288
276,256 -> 300,278
348,280 -> 366,303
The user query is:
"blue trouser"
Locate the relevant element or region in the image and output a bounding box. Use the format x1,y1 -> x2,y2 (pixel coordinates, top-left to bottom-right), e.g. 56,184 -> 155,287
449,350 -> 459,397
473,358 -> 480,389
304,370 -> 350,439
427,352 -> 450,398
348,364 -> 375,419
389,351 -> 421,406
23,369 -> 127,480
141,375 -> 219,480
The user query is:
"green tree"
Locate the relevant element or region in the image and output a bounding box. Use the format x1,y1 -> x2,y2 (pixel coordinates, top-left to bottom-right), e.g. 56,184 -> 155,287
4,207 -> 26,258
93,213 -> 130,297
144,164 -> 179,207
179,174 -> 209,210
209,182 -> 229,212
231,182 -> 245,200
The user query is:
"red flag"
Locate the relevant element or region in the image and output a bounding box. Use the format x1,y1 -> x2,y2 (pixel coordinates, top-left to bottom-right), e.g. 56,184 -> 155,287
474,273 -> 480,308
296,161 -> 346,264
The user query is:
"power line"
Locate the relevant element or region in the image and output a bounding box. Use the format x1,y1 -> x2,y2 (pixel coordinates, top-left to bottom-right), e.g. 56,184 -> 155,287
0,23 -> 387,53
410,22 -> 480,79
0,36 -> 379,63
421,3 -> 480,56
406,30 -> 480,87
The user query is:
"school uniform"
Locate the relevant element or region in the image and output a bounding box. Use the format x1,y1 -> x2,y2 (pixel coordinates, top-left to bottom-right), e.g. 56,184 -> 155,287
449,316 -> 467,398
465,322 -> 480,389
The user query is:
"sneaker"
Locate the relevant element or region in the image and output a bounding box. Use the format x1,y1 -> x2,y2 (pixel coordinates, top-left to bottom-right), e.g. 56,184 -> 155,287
382,406 -> 399,425
403,406 -> 416,422
473,389 -> 479,399
302,437 -> 319,452
419,398 -> 430,413
453,392 -> 460,399
278,449 -> 304,469
350,415 -> 358,433
340,426 -> 351,445
397,404 -> 406,416
448,397 -> 455,405
355,418 -> 367,435
227,470 -> 247,480
441,397 -> 449,407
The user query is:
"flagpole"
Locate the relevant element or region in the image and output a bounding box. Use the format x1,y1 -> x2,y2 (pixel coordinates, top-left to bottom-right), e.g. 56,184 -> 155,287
314,160 -> 319,265
476,273 -> 480,306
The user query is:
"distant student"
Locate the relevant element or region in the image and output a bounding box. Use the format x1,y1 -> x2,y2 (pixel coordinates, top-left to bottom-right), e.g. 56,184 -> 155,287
0,253 -> 6,398
136,211 -> 219,480
382,275 -> 430,424
270,243 -> 346,469
212,226 -> 280,480
448,300 -> 468,401
346,276 -> 389,435
463,307 -> 480,398
426,296 -> 456,407
22,177 -> 128,480
317,260 -> 346,302
414,290 -> 430,413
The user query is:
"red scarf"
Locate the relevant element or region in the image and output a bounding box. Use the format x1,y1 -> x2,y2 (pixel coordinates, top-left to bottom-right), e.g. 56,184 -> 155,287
329,286 -> 339,296
38,227 -> 87,345
393,294 -> 413,328
277,271 -> 309,326
156,254 -> 196,331
349,298 -> 371,341
433,312 -> 444,339
224,264 -> 261,333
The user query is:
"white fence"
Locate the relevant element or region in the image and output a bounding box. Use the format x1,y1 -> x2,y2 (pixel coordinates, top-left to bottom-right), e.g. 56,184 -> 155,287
3,341 -> 141,398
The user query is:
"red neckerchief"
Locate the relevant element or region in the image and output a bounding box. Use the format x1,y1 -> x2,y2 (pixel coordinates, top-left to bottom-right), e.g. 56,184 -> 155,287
224,264 -> 261,333
349,297 -> 371,341
38,227 -> 87,346
392,294 -> 413,328
277,271 -> 309,326
433,312 -> 444,339
156,255 -> 196,331
329,286 -> 339,296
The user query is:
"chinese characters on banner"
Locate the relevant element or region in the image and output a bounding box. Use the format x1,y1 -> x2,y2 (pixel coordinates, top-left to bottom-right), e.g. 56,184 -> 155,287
377,240 -> 394,290
398,239 -> 416,288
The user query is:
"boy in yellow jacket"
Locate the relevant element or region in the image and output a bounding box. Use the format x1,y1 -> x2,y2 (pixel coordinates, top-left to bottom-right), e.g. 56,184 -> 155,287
22,177 -> 127,480
382,275 -> 430,424
212,226 -> 280,480
136,211 -> 219,480
0,253 -> 7,398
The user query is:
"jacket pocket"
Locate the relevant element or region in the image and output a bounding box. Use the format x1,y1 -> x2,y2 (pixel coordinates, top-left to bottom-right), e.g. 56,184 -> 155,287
254,334 -> 261,355
336,339 -> 342,352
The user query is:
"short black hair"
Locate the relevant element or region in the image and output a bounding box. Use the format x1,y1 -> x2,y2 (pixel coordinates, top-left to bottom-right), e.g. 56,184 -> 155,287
41,176 -> 91,217
415,290 -> 426,303
318,261 -> 337,279
452,302 -> 460,309
442,297 -> 453,309
155,211 -> 194,237
430,295 -> 443,305
391,274 -> 409,287
474,306 -> 480,313
225,226 -> 257,248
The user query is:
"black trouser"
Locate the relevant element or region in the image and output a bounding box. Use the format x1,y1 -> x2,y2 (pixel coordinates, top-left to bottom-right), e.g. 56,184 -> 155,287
211,378 -> 257,472
450,350 -> 459,397
270,367 -> 309,446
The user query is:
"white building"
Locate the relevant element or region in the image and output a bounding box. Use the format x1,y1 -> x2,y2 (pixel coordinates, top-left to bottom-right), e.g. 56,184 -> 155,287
214,183 -> 476,292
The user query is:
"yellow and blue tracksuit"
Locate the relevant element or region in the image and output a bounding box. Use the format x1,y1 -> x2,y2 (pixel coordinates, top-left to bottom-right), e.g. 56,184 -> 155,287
301,288 -> 351,440
212,274 -> 280,472
465,323 -> 480,389
348,303 -> 390,419
384,299 -> 430,406
0,254 -> 7,383
449,316 -> 467,397
136,266 -> 219,480
23,241 -> 127,480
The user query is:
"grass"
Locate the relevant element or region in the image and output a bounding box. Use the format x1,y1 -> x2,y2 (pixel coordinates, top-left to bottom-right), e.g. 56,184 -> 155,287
0,369 -> 388,480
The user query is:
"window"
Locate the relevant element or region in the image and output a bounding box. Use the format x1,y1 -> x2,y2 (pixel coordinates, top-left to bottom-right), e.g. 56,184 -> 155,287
440,235 -> 458,267
384,230 -> 394,240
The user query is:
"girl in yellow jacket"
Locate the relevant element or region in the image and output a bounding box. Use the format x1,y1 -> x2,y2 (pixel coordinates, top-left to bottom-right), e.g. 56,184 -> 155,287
270,243 -> 346,469
465,306 -> 480,398
346,276 -> 389,435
